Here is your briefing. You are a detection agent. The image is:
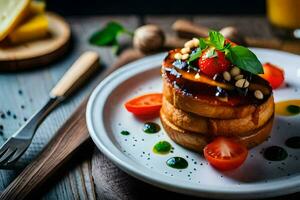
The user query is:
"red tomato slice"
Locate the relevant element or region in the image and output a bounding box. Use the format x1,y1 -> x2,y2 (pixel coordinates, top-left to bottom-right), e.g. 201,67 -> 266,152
260,63 -> 284,89
204,137 -> 248,171
124,93 -> 162,116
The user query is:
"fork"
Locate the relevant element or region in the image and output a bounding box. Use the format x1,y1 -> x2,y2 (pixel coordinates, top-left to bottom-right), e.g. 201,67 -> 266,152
0,51 -> 99,168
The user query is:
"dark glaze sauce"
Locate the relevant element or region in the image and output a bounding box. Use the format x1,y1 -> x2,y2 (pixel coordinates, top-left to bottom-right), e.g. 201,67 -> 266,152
143,122 -> 160,134
166,157 -> 188,169
162,49 -> 272,107
285,137 -> 300,149
263,146 -> 288,161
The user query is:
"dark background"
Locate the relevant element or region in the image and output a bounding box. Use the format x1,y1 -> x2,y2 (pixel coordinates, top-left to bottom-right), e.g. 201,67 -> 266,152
46,0 -> 266,16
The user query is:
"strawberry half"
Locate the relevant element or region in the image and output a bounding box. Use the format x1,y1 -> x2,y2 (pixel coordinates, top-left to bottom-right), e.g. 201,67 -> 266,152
198,49 -> 230,77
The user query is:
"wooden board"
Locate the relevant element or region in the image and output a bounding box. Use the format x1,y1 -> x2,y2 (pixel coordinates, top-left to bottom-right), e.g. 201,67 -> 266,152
0,12 -> 71,71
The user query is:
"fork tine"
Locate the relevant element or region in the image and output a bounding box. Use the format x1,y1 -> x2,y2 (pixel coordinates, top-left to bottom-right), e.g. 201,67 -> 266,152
0,148 -> 17,165
0,147 -> 8,157
6,148 -> 26,165
0,142 -> 10,157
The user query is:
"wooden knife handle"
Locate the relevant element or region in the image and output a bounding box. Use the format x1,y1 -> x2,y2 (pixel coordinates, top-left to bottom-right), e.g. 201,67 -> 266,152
0,48 -> 143,200
50,51 -> 99,98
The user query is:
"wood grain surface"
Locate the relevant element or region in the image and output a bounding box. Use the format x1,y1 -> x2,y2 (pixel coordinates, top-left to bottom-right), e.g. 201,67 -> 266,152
0,15 -> 299,200
0,48 -> 145,200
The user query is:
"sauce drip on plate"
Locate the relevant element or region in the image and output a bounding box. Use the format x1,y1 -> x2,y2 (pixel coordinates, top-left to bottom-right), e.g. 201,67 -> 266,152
120,130 -> 130,135
143,122 -> 160,134
166,157 -> 188,169
275,99 -> 300,116
153,141 -> 172,155
263,146 -> 288,161
285,137 -> 300,149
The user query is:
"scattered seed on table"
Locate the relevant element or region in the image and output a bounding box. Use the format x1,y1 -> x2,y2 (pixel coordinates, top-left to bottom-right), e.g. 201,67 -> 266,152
18,90 -> 23,95
6,111 -> 11,116
0,125 -> 3,130
21,105 -> 25,109
13,114 -> 17,119
1,113 -> 5,119
24,117 -> 27,122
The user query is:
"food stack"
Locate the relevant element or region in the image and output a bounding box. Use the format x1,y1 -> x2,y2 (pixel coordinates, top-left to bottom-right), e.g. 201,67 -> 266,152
160,36 -> 275,152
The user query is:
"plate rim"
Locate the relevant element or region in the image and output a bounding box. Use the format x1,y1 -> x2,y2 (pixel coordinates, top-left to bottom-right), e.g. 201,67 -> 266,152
86,48 -> 300,199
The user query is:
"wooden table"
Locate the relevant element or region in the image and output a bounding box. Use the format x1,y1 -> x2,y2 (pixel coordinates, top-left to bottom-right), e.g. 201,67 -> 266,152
0,15 -> 299,200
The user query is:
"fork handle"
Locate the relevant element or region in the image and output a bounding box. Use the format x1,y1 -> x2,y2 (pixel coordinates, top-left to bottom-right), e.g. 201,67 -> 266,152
50,51 -> 99,98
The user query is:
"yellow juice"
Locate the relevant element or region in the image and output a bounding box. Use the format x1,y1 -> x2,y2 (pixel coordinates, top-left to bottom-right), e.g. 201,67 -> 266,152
267,0 -> 300,29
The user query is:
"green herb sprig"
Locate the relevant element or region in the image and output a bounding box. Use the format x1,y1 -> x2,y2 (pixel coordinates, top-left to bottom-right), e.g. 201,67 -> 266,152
89,22 -> 132,52
189,30 -> 264,75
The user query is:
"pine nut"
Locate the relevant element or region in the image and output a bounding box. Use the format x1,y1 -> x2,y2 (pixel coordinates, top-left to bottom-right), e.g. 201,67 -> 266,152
254,90 -> 264,99
184,40 -> 194,48
230,67 -> 241,77
234,74 -> 244,80
192,38 -> 200,47
181,47 -> 190,54
235,79 -> 249,88
174,53 -> 182,60
181,53 -> 189,60
195,73 -> 200,79
223,71 -> 231,81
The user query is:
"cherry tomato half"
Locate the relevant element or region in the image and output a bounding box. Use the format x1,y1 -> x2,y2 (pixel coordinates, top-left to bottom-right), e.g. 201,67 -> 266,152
198,49 -> 230,77
260,63 -> 284,89
225,39 -> 237,47
124,93 -> 162,116
204,137 -> 248,171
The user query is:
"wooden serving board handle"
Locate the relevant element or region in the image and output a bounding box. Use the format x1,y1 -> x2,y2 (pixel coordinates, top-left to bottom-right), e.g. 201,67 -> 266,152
0,49 -> 143,200
172,19 -> 209,38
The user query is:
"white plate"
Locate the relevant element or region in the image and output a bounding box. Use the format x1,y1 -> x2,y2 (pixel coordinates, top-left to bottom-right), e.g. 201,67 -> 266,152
86,48 -> 300,199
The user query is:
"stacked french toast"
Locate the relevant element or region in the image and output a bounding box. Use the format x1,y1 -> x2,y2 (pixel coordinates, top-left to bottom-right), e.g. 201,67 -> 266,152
160,31 -> 274,152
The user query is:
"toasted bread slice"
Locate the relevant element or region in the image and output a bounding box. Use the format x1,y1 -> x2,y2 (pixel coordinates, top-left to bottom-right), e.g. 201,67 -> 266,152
163,77 -> 273,119
160,109 -> 209,151
162,96 -> 274,136
160,110 -> 274,152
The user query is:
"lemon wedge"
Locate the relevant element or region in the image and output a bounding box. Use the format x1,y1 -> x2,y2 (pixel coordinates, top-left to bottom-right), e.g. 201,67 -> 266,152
0,0 -> 30,41
9,14 -> 48,44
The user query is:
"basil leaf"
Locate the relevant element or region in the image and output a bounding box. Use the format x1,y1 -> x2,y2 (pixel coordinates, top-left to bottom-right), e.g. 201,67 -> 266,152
187,39 -> 208,63
89,22 -> 125,46
199,38 -> 208,50
222,42 -> 231,50
188,48 -> 202,63
209,30 -> 225,50
227,46 -> 264,74
204,48 -> 217,58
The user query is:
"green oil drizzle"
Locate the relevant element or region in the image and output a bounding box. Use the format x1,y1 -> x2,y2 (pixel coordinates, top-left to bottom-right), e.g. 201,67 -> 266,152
120,130 -> 130,135
166,157 -> 188,169
143,122 -> 160,134
263,146 -> 288,161
153,141 -> 172,155
287,105 -> 300,115
285,137 -> 300,149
